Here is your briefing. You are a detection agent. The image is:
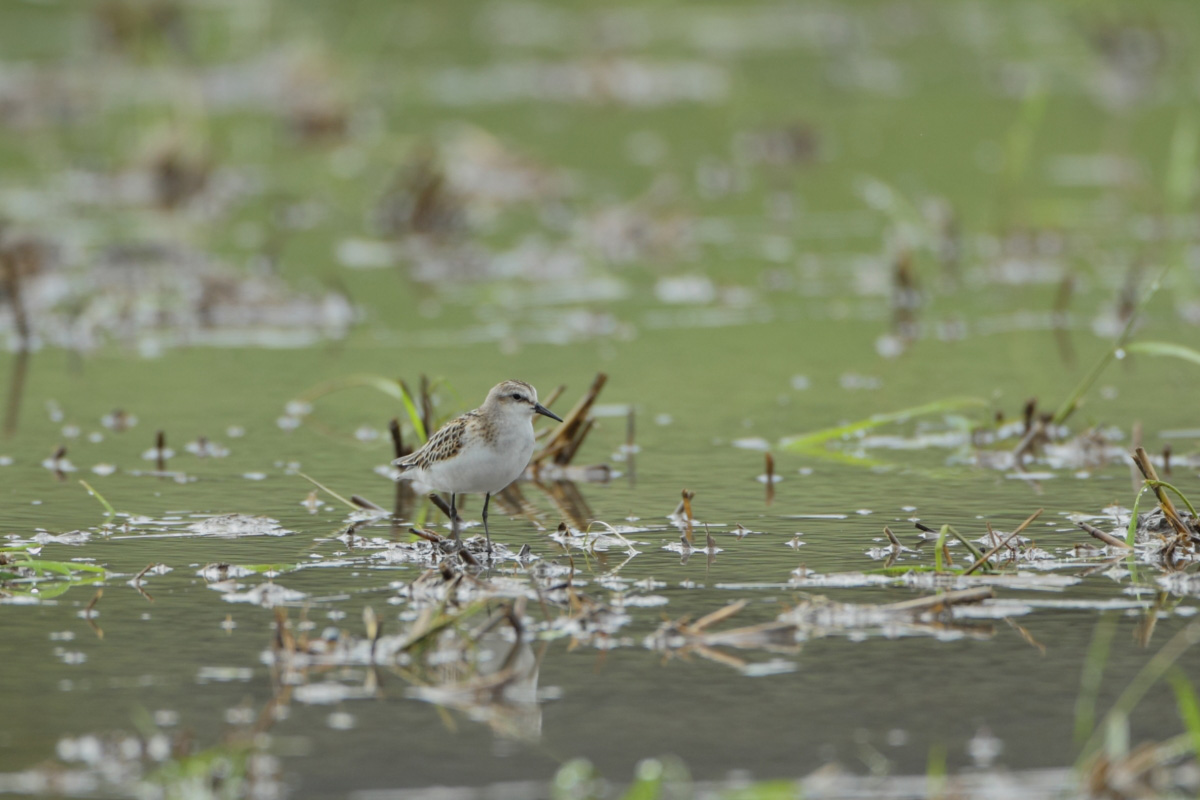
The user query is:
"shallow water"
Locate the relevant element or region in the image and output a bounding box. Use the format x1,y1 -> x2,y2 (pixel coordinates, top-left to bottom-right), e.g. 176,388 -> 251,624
3,1 -> 1200,797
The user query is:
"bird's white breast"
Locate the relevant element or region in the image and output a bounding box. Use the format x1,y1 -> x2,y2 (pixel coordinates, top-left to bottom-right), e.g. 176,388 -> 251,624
420,418 -> 535,494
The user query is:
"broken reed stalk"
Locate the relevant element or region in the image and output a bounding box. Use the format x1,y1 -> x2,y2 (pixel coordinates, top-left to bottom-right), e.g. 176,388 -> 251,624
350,495 -> 385,511
963,508 -> 1044,575
410,526 -> 479,566
0,240 -> 31,347
681,489 -> 695,543
764,452 -> 775,505
1077,521 -> 1133,550
535,372 -> 607,465
557,417 -> 595,465
1132,447 -> 1191,539
883,526 -> 901,548
3,350 -> 28,438
85,589 -> 102,617
1053,273 -> 1074,316
132,563 -> 161,583
428,493 -> 454,521
691,599 -> 749,632
881,586 -> 994,613
541,384 -> 566,412
388,417 -> 406,460
155,430 -> 166,472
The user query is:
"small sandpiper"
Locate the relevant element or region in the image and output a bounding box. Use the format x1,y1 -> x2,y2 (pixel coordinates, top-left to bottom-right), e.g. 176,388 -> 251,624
393,380 -> 563,552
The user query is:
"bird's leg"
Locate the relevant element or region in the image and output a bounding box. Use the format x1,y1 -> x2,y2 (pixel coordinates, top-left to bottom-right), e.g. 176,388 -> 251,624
482,492 -> 492,555
449,493 -> 459,542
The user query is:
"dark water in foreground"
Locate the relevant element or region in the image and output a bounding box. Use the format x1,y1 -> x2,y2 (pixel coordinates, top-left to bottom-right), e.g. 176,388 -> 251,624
2,331 -> 1199,796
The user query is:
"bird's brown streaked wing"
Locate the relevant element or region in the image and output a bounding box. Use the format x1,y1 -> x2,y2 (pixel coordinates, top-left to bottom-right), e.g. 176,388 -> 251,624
392,413 -> 471,470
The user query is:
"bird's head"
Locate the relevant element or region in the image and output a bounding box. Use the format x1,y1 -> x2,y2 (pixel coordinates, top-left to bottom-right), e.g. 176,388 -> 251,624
486,380 -> 563,423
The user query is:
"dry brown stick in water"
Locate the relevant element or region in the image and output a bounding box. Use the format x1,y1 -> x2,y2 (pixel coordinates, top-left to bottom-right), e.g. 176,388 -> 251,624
557,418 -> 596,466
681,489 -> 695,543
963,508 -> 1044,575
1076,521 -> 1132,550
764,452 -> 775,505
883,526 -> 902,548
533,385 -> 567,442
389,418 -> 405,460
535,372 -> 607,463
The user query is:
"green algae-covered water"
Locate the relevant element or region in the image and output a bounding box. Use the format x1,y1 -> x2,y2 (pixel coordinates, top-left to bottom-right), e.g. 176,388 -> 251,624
3,2 -> 1200,797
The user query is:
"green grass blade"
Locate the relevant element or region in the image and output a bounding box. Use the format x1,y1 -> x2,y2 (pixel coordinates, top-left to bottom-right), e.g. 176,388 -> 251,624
20,559 -> 105,576
1124,341 -> 1200,369
79,480 -> 116,518
1127,484 -> 1151,546
1145,480 -> 1199,518
780,397 -> 987,451
934,525 -> 949,572
946,525 -> 987,565
297,374 -> 426,442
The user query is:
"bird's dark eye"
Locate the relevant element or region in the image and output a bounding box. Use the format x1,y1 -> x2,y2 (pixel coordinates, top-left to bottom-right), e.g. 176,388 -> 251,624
511,393 -> 523,401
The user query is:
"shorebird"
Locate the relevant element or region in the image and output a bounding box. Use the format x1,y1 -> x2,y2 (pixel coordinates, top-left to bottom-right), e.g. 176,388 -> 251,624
393,380 -> 562,552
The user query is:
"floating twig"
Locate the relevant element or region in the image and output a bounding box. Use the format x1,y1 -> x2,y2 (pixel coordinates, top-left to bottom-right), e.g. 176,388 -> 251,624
351,495 -> 385,512
963,509 -> 1044,575
297,472 -> 357,510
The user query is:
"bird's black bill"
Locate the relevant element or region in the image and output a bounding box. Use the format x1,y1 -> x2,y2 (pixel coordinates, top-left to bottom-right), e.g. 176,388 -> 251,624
534,403 -> 563,422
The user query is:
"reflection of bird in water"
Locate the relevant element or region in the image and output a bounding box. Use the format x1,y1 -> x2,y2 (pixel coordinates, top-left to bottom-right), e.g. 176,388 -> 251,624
410,611 -> 543,741
393,380 -> 562,551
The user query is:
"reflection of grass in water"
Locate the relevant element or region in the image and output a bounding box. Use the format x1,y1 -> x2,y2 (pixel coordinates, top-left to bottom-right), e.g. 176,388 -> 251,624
1075,621 -> 1200,776
0,543 -> 106,600
779,396 -> 986,453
